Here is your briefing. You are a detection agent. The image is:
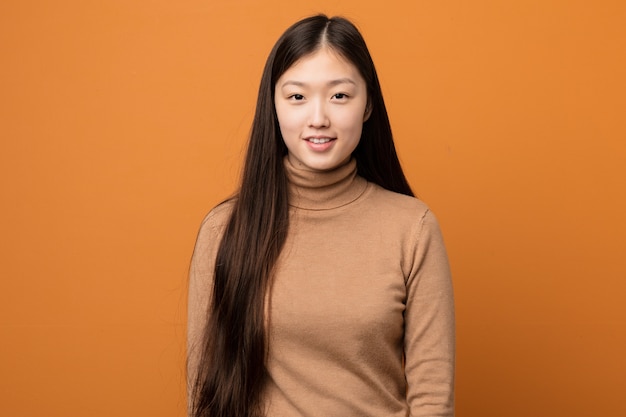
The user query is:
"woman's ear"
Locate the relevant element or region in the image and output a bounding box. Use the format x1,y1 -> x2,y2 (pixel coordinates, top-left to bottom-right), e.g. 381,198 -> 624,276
363,100 -> 372,122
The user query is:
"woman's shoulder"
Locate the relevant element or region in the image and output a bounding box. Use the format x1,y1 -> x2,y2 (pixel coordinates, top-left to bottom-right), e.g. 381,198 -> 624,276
197,198 -> 237,237
366,182 -> 431,218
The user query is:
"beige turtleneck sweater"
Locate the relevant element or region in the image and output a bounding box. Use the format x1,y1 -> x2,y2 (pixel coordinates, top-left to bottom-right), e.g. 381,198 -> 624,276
188,158 -> 455,417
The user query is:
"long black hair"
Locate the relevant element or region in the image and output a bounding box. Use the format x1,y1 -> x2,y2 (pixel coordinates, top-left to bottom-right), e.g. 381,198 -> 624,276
190,14 -> 413,417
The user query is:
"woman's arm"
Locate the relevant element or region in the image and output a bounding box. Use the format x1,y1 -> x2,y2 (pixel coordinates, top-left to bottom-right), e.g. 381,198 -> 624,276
404,209 -> 455,417
187,212 -> 223,415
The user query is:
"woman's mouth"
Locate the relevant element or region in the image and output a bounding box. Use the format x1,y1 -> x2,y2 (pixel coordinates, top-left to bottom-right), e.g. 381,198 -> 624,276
304,137 -> 336,151
307,137 -> 333,144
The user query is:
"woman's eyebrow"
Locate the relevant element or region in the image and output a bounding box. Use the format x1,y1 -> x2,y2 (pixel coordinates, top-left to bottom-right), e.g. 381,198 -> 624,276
327,78 -> 356,87
280,80 -> 306,88
280,78 -> 357,88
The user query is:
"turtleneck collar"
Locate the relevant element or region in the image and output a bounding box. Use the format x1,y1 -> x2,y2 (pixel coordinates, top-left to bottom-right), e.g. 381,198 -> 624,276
284,156 -> 368,210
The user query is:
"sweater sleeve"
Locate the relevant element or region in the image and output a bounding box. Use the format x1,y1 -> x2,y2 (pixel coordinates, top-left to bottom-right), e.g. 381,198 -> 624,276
186,212 -> 223,415
404,209 -> 455,417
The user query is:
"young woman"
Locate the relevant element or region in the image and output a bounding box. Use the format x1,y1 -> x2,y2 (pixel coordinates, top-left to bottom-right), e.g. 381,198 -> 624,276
188,14 -> 455,417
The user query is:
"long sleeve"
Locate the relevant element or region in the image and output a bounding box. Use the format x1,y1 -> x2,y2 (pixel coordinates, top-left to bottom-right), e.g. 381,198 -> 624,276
404,210 -> 455,416
186,208 -> 228,414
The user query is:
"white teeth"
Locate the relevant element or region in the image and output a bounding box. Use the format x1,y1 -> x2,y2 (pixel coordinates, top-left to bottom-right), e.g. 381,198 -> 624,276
309,138 -> 331,144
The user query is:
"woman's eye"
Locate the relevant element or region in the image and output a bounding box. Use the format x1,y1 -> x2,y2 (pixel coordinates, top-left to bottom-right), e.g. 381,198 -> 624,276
289,94 -> 304,100
332,93 -> 348,100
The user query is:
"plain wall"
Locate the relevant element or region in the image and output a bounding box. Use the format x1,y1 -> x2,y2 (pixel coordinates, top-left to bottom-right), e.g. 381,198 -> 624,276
1,1 -> 625,416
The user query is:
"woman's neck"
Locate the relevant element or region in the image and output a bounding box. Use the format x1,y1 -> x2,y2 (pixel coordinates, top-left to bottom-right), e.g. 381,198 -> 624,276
284,156 -> 367,210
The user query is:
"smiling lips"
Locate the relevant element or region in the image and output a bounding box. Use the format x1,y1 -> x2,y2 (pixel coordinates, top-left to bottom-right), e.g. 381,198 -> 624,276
304,136 -> 336,151
307,137 -> 333,144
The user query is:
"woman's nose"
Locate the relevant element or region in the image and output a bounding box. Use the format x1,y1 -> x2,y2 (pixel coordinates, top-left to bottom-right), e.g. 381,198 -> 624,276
308,100 -> 329,128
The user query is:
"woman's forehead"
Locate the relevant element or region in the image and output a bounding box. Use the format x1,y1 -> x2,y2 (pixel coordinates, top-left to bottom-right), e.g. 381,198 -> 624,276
277,47 -> 363,87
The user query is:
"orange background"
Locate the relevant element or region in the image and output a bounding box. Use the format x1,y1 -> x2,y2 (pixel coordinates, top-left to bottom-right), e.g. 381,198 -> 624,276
1,1 -> 625,416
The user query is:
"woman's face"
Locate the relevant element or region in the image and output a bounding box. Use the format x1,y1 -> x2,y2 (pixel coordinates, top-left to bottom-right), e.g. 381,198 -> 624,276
274,47 -> 370,172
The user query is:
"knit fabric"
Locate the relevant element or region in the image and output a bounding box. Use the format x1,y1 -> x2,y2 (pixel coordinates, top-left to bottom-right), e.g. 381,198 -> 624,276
188,157 -> 455,417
